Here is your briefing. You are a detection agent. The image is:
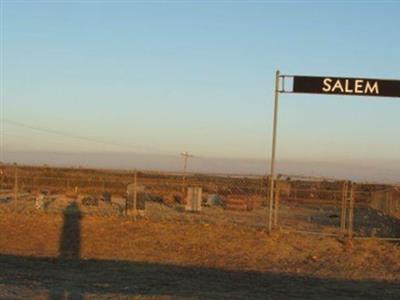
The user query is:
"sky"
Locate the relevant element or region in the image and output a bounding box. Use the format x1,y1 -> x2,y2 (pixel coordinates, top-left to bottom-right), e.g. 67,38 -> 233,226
1,1 -> 400,179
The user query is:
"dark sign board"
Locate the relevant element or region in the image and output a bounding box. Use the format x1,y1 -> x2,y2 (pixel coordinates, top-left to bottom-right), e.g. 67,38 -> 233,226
293,76 -> 400,98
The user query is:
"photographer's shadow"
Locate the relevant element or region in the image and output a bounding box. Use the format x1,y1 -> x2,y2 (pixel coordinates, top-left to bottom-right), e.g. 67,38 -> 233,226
59,201 -> 82,260
49,201 -> 84,299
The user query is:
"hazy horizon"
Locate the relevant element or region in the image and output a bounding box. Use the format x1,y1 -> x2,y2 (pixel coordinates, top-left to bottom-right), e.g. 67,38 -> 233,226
3,150 -> 399,184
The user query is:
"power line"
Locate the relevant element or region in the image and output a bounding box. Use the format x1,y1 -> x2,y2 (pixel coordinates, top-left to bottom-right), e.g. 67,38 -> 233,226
180,151 -> 194,194
1,119 -> 161,153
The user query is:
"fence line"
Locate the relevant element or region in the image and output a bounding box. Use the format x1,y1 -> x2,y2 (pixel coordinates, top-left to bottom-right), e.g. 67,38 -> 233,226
1,164 -> 399,241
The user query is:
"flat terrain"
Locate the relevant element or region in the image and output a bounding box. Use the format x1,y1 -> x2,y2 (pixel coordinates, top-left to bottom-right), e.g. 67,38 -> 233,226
1,208 -> 400,299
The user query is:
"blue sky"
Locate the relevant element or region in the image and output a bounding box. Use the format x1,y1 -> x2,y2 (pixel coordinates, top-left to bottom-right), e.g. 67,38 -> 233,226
1,1 -> 400,170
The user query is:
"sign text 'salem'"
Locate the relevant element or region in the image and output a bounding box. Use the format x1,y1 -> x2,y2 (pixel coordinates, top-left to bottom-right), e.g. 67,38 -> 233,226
322,78 -> 379,95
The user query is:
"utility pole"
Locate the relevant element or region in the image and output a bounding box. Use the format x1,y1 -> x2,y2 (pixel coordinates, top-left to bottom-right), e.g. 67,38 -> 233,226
181,151 -> 193,195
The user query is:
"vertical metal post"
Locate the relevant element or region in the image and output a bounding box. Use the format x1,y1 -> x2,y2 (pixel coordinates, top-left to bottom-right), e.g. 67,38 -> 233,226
386,190 -> 392,216
0,168 -> 4,191
273,183 -> 280,227
340,181 -> 348,234
182,156 -> 187,194
133,170 -> 137,221
14,164 -> 18,201
268,70 -> 280,233
347,182 -> 354,239
125,191 -> 128,216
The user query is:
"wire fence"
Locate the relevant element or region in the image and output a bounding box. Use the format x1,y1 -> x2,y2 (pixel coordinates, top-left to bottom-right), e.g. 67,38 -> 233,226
0,164 -> 269,226
272,178 -> 400,240
1,164 -> 399,240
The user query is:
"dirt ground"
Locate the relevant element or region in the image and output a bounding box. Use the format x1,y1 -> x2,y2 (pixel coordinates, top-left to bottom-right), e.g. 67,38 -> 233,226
1,207 -> 400,299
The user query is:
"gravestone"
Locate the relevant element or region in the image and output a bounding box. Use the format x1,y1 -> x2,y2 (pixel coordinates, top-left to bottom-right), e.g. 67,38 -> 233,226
102,191 -> 112,203
185,187 -> 202,212
126,184 -> 146,216
35,194 -> 44,210
206,194 -> 223,206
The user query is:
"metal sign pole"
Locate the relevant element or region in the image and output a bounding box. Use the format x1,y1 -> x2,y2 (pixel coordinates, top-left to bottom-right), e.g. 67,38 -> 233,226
268,70 -> 280,233
264,71 -> 399,235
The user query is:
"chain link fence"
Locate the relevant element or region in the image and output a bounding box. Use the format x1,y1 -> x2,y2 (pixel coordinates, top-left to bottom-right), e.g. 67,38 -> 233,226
1,164 -> 399,239
273,178 -> 345,236
0,165 -> 268,226
352,185 -> 400,239
272,177 -> 400,240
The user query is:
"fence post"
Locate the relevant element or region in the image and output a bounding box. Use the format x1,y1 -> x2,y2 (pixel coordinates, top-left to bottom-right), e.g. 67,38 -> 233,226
125,188 -> 128,216
133,170 -> 137,221
273,182 -> 280,227
340,181 -> 347,234
385,190 -> 389,214
386,190 -> 393,216
347,182 -> 354,239
14,164 -> 18,201
0,168 -> 4,191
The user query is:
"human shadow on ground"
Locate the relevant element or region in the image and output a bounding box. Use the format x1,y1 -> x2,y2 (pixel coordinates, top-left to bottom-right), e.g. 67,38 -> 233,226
59,201 -> 82,260
0,254 -> 399,299
47,201 -> 83,299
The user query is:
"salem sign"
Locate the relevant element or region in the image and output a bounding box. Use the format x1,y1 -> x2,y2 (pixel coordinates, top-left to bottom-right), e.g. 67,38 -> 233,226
267,70 -> 400,232
293,76 -> 400,98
